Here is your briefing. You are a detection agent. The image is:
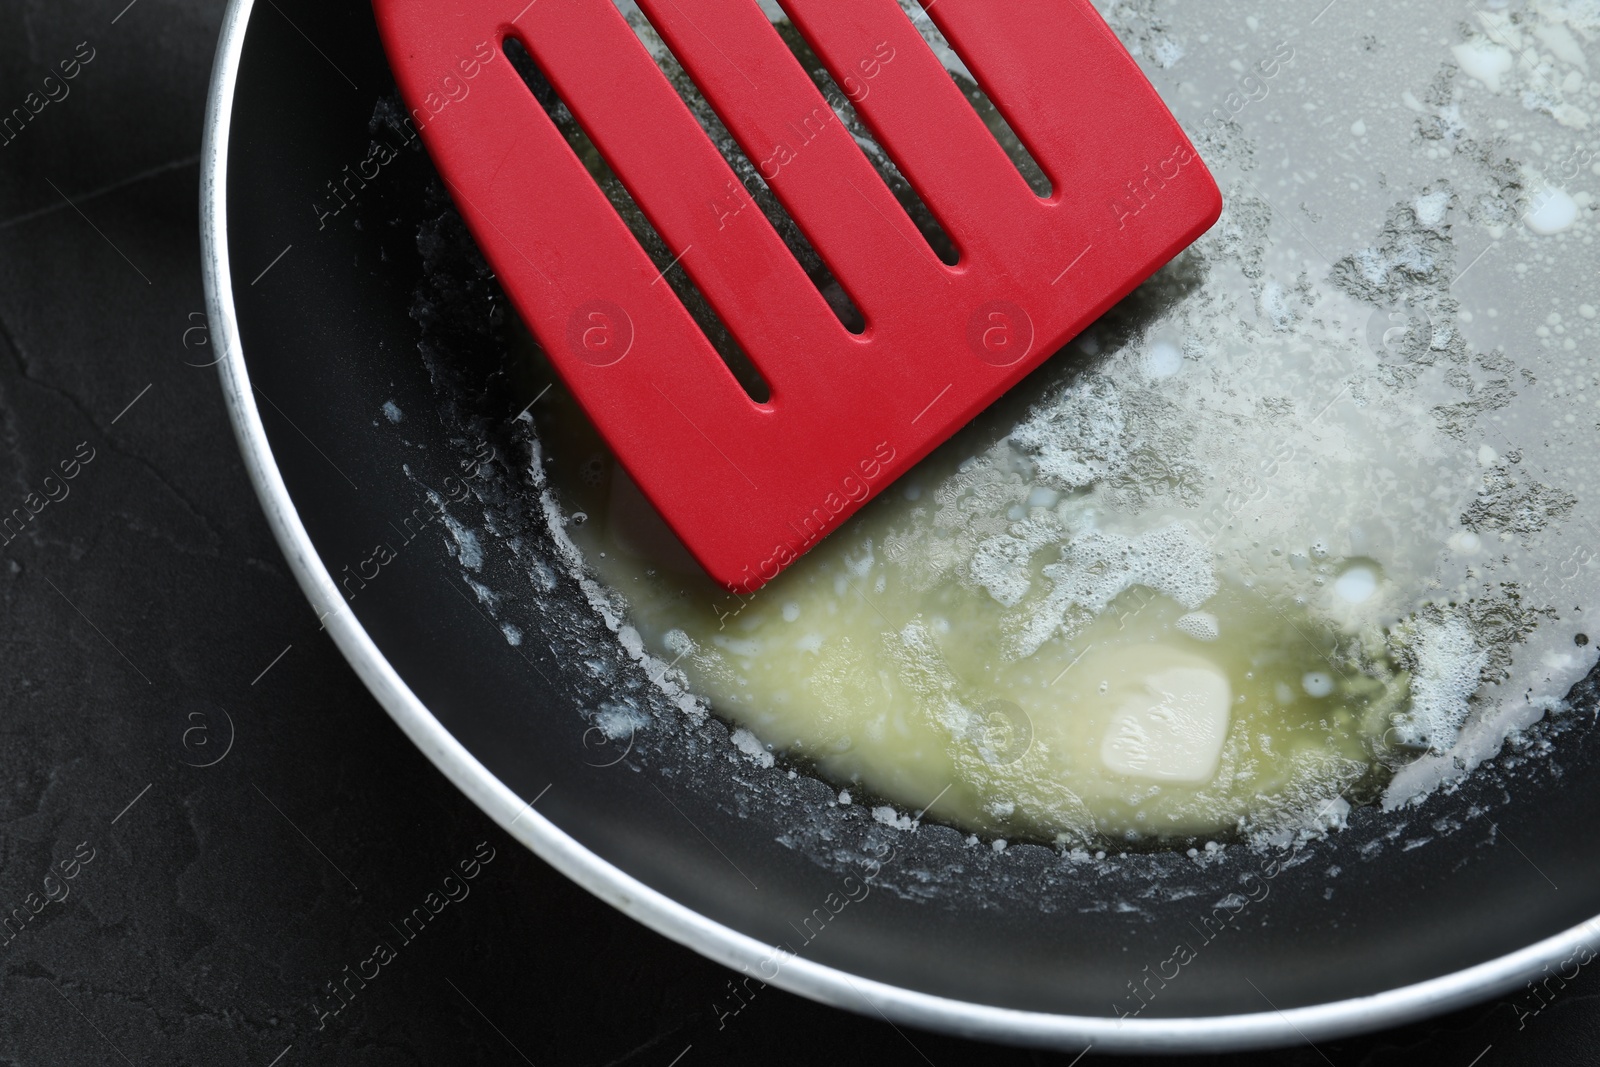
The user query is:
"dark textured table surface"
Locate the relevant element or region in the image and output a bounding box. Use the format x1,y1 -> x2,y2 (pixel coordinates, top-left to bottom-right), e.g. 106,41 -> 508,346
1,1 -> 1596,1064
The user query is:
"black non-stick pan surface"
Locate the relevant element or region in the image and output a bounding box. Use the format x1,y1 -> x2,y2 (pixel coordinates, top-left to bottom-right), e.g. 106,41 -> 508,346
203,0 -> 1600,1051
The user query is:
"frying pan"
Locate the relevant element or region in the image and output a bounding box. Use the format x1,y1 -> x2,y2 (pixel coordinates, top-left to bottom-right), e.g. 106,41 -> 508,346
201,0 -> 1600,1051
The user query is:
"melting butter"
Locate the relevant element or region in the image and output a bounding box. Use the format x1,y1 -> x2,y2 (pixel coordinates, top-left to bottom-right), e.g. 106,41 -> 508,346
535,403 -> 1405,846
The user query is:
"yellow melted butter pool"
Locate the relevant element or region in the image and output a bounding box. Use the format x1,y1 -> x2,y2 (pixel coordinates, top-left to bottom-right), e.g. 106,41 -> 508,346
537,389 -> 1408,846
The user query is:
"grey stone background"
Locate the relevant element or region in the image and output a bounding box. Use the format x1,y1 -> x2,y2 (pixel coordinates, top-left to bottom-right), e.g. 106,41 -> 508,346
0,0 -> 1594,1063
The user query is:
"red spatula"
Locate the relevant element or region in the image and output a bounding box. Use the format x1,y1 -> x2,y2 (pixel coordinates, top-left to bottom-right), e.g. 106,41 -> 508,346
373,0 -> 1220,593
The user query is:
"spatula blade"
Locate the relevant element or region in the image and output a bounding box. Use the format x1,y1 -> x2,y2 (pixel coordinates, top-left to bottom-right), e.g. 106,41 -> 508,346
374,0 -> 1221,592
